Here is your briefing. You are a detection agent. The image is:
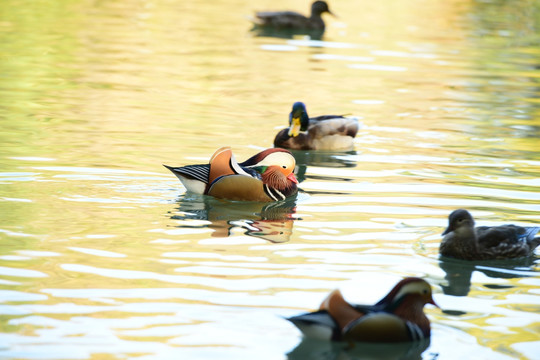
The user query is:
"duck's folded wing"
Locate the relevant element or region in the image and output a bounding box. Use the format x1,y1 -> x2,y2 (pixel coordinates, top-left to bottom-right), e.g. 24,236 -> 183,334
352,303 -> 385,313
308,117 -> 359,137
477,225 -> 529,247
256,11 -> 304,21
520,227 -> 540,241
310,115 -> 347,122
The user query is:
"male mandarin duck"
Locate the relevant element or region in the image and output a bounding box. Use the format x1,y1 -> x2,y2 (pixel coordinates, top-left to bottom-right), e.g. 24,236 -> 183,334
439,209 -> 540,261
254,1 -> 334,31
164,147 -> 298,202
287,277 -> 438,343
274,102 -> 359,151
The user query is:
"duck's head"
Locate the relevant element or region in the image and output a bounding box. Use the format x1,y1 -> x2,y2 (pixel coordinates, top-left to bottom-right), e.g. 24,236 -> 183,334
312,1 -> 334,17
442,209 -> 475,235
378,277 -> 438,309
288,102 -> 310,137
242,148 -> 298,185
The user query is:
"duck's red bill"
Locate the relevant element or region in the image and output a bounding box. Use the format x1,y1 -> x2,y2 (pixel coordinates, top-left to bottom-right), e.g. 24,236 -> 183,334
287,173 -> 299,184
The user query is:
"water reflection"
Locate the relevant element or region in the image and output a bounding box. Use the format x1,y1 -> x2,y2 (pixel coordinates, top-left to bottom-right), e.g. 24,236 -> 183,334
287,338 -> 431,360
170,194 -> 298,243
439,256 -> 539,296
292,150 -> 357,183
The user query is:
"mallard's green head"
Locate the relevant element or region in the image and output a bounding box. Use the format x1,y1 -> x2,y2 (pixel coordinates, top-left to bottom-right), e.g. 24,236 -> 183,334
288,102 -> 310,137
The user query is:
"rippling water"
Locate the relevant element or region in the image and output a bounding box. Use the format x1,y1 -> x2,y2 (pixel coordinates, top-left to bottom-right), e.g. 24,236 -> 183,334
0,0 -> 539,359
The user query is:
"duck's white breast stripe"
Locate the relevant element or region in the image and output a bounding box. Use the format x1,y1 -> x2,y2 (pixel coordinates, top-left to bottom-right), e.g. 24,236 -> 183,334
406,321 -> 424,341
273,188 -> 285,200
264,184 -> 284,201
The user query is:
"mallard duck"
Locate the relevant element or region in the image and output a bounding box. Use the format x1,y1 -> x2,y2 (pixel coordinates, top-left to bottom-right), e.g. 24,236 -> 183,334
439,209 -> 540,261
164,147 -> 298,202
274,102 -> 359,150
287,277 -> 438,343
254,1 -> 334,31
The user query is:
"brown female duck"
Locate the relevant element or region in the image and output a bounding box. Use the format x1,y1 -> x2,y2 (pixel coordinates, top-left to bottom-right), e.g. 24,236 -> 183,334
255,1 -> 334,31
439,209 -> 540,260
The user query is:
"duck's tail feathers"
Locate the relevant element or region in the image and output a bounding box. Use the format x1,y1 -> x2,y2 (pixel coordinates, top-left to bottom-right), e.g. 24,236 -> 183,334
286,310 -> 339,341
163,164 -> 209,184
522,227 -> 540,243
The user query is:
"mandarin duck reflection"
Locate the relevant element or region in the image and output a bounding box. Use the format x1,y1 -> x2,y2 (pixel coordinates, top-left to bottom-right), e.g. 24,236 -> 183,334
287,277 -> 438,343
172,196 -> 297,243
440,209 -> 540,261
274,102 -> 359,151
254,1 -> 334,32
164,147 -> 298,202
287,337 -> 430,360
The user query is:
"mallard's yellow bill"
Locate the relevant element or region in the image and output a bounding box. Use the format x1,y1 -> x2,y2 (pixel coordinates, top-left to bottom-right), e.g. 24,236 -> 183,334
288,117 -> 302,137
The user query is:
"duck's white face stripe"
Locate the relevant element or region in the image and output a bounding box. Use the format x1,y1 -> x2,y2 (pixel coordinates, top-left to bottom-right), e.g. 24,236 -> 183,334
394,281 -> 430,301
250,152 -> 295,171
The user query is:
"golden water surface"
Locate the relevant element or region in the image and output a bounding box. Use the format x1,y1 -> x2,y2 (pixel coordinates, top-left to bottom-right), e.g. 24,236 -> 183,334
0,0 -> 539,359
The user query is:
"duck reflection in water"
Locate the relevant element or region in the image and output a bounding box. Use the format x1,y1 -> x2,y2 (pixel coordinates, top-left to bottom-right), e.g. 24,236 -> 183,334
439,256 -> 538,297
292,150 -> 357,194
170,194 -> 298,243
287,337 -> 430,360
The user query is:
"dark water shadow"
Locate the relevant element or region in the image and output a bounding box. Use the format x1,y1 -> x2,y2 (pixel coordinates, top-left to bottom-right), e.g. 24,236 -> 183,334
439,255 -> 539,297
250,25 -> 324,40
169,194 -> 299,243
287,337 -> 431,360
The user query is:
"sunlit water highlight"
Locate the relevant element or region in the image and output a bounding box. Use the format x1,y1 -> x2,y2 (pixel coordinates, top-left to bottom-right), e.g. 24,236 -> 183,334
0,0 -> 539,359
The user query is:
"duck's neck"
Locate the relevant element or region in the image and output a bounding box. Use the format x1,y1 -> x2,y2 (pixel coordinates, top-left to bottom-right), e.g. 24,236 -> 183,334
261,168 -> 296,192
455,226 -> 479,253
441,226 -> 479,259
394,296 -> 430,337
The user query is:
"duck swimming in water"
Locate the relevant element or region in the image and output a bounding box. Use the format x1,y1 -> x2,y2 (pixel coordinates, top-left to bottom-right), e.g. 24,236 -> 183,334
287,277 -> 438,343
164,147 -> 298,202
254,1 -> 335,32
274,102 -> 359,151
439,209 -> 540,260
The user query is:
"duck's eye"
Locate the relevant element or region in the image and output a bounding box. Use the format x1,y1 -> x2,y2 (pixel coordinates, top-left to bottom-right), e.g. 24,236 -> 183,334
422,289 -> 428,294
282,165 -> 287,169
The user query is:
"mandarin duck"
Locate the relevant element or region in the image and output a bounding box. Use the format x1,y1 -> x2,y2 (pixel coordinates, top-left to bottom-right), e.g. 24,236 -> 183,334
164,147 -> 298,202
254,1 -> 334,32
439,209 -> 540,261
287,277 -> 438,343
274,102 -> 359,151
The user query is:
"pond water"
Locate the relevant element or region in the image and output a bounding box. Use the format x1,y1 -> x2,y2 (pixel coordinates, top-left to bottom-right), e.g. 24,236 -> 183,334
0,0 -> 539,359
